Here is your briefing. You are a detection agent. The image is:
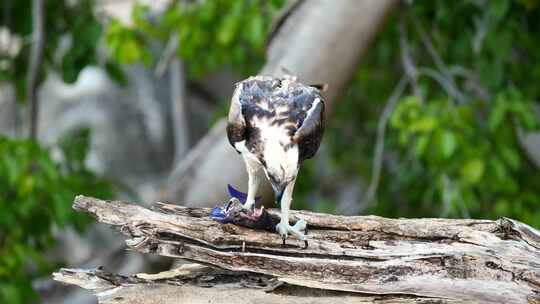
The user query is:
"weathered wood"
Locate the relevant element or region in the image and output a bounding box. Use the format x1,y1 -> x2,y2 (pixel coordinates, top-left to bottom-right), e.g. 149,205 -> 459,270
53,264 -> 462,304
60,195 -> 540,304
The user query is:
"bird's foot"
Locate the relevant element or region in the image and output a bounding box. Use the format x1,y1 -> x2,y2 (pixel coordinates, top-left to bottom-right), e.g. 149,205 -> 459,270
276,219 -> 308,249
240,200 -> 255,211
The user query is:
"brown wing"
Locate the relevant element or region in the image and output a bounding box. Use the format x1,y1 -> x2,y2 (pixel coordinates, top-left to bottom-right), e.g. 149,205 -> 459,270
226,84 -> 246,152
293,97 -> 325,162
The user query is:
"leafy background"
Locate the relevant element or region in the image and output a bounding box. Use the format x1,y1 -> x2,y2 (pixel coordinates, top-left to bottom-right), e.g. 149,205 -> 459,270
1,0 -> 539,302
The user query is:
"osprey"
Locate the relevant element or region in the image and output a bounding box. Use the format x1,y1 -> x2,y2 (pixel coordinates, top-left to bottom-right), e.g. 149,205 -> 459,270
226,74 -> 325,247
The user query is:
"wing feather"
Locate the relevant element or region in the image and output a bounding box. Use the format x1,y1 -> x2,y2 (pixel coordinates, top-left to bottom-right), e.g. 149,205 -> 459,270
293,97 -> 324,142
226,84 -> 246,150
293,97 -> 325,161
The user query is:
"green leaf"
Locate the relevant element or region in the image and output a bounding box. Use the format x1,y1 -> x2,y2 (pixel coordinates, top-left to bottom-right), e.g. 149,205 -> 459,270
105,61 -> 127,86
218,15 -> 239,46
415,134 -> 430,157
489,0 -> 510,21
500,147 -> 520,170
460,159 -> 485,184
119,38 -> 142,64
18,175 -> 35,196
409,116 -> 438,133
516,103 -> 539,129
494,199 -> 510,215
440,131 -> 457,159
489,102 -> 506,132
491,157 -> 508,180
4,154 -> 19,186
248,15 -> 265,49
140,48 -> 153,66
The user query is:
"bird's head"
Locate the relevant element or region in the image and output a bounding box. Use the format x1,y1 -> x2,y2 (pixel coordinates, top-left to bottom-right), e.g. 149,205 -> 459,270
268,172 -> 286,203
266,164 -> 298,203
263,139 -> 300,203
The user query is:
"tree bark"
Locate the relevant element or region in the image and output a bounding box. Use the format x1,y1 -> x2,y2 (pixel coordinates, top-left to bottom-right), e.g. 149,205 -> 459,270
56,195 -> 540,304
169,58 -> 189,164
158,0 -> 398,206
27,0 -> 45,139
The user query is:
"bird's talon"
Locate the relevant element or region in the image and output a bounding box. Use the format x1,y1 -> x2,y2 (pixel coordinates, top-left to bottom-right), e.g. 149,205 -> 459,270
276,221 -> 309,248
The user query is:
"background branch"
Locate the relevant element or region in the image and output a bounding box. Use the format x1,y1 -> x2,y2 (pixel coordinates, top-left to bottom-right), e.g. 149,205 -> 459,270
27,0 -> 45,139
364,77 -> 408,206
411,16 -> 465,104
169,57 -> 189,165
399,13 -> 421,101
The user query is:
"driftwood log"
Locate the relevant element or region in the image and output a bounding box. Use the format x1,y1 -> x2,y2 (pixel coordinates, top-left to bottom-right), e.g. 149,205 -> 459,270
54,196 -> 540,304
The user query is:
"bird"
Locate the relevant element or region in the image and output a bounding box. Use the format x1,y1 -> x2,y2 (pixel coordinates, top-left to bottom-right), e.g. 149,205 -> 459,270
226,74 -> 326,247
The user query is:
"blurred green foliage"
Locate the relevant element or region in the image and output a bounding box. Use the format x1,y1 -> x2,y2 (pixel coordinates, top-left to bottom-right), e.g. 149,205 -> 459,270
105,0 -> 285,77
0,131 -> 112,303
0,0 -> 123,100
324,0 -> 540,225
1,1 -> 114,302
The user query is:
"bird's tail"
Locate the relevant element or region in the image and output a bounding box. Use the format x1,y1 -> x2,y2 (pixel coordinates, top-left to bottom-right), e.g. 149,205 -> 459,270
279,66 -> 328,91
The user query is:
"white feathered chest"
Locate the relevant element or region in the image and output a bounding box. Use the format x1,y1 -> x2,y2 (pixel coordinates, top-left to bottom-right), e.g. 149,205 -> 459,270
226,75 -> 325,177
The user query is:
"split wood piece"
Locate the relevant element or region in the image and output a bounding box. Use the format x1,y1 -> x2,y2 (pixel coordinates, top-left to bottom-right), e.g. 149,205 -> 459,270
53,264 -> 465,304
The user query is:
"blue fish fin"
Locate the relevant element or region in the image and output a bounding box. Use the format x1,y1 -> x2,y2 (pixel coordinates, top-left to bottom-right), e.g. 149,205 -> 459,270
227,184 -> 247,204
